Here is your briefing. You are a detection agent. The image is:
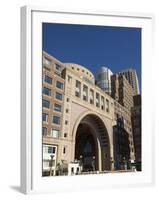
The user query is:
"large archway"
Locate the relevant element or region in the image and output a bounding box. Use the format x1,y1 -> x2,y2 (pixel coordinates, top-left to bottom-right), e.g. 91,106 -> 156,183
74,114 -> 111,172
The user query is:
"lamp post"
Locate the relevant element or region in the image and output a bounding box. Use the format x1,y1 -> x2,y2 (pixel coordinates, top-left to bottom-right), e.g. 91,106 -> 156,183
123,157 -> 127,170
92,156 -> 95,172
110,157 -> 114,171
79,155 -> 83,173
50,155 -> 54,176
129,159 -> 136,171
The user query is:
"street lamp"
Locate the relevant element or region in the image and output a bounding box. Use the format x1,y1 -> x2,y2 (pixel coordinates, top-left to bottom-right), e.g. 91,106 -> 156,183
129,159 -> 136,171
92,156 -> 95,171
79,155 -> 83,165
123,157 -> 127,170
79,155 -> 83,173
110,157 -> 114,171
50,155 -> 54,176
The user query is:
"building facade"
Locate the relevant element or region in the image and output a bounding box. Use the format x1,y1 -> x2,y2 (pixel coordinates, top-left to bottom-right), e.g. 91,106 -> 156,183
42,51 -> 139,176
42,53 -> 66,176
42,51 -> 116,176
111,74 -> 135,111
131,95 -> 141,171
119,68 -> 140,95
113,101 -> 135,170
96,66 -> 113,95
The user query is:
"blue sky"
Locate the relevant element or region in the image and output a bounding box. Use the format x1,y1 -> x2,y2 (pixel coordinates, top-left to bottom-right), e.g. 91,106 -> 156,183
42,23 -> 141,89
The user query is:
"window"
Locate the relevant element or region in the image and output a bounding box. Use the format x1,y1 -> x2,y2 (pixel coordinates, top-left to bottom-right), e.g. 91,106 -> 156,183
66,109 -> 69,113
54,104 -> 62,112
64,133 -> 67,138
42,127 -> 47,136
55,63 -> 61,71
101,96 -> 105,110
43,57 -> 51,65
43,160 -> 53,169
83,85 -> 88,101
44,75 -> 52,84
96,93 -> 100,107
65,120 -> 68,125
42,99 -> 50,109
75,80 -> 81,97
52,116 -> 60,125
106,99 -> 109,112
66,98 -> 70,102
48,146 -> 55,154
51,129 -> 60,138
90,89 -> 94,104
63,147 -> 66,154
42,113 -> 48,122
43,145 -> 49,153
56,81 -> 63,89
76,167 -> 79,174
55,92 -> 62,101
67,75 -> 72,82
43,87 -> 51,96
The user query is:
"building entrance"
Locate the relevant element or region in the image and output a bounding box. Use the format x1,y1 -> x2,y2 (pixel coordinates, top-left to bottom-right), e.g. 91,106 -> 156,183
75,124 -> 97,171
74,114 -> 111,172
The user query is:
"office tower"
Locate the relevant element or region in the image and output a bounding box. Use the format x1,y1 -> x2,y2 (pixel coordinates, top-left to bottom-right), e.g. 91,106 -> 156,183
111,74 -> 135,111
96,66 -> 113,95
119,68 -> 140,95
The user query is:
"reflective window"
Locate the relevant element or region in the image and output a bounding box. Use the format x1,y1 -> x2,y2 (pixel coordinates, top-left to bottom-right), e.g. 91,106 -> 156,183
96,93 -> 100,107
75,80 -> 81,97
90,89 -> 94,104
52,116 -> 60,124
55,64 -> 61,71
42,99 -> 50,109
48,146 -> 56,154
51,129 -> 60,138
43,145 -> 56,154
44,75 -> 52,84
55,92 -> 62,100
43,87 -> 51,96
42,113 -> 48,122
83,85 -> 88,101
54,104 -> 62,112
42,127 -> 47,136
43,57 -> 51,65
56,81 -> 63,89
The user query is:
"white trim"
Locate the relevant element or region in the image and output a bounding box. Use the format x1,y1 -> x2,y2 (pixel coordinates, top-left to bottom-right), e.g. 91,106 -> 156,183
26,5 -> 154,19
21,6 -> 32,194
